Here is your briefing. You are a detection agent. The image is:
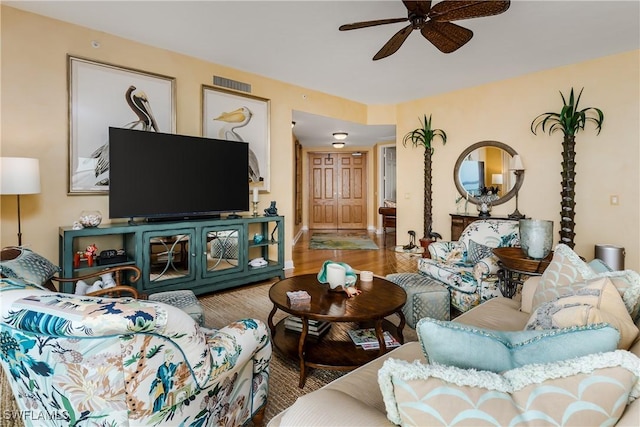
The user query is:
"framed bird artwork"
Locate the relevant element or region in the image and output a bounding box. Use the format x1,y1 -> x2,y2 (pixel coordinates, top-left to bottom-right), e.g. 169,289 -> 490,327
202,85 -> 271,192
68,56 -> 176,194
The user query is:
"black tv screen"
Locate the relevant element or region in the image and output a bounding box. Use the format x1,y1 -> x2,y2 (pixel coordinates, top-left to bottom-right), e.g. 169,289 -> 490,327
109,127 -> 249,220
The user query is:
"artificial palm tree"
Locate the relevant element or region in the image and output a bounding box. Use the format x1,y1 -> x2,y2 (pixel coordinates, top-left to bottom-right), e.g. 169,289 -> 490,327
403,114 -> 447,245
531,87 -> 604,249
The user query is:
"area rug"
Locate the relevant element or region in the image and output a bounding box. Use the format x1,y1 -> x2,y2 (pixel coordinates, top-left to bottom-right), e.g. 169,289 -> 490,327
309,231 -> 379,250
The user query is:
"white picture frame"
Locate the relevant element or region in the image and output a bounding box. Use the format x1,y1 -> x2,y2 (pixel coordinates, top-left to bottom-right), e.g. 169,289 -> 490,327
68,56 -> 176,194
202,85 -> 271,192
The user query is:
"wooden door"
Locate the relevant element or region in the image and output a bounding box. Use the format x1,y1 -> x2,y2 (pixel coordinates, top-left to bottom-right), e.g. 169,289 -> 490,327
309,152 -> 367,229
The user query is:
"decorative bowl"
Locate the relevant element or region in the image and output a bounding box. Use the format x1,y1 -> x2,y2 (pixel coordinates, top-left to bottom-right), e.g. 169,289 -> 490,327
79,210 -> 102,228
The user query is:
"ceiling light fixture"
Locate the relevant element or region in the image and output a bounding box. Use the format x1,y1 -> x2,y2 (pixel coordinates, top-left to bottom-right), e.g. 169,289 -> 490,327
332,142 -> 345,149
332,132 -> 348,140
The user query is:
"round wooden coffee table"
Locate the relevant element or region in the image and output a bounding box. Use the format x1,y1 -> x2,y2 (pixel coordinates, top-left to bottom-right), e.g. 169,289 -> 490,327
268,273 -> 406,388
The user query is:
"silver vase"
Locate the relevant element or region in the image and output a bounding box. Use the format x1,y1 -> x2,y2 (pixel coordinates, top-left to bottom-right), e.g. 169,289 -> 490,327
476,194 -> 494,217
519,219 -> 553,259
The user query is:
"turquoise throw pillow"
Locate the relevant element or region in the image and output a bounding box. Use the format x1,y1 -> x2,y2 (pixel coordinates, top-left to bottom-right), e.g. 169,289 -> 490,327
0,247 -> 60,286
416,318 -> 620,373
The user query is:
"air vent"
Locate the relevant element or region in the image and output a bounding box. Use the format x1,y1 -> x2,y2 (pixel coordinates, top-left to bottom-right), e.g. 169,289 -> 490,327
213,76 -> 251,93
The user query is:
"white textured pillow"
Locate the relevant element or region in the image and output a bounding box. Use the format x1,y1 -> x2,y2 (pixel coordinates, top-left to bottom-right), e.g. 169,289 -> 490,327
526,277 -> 639,349
378,351 -> 640,427
533,244 -> 640,320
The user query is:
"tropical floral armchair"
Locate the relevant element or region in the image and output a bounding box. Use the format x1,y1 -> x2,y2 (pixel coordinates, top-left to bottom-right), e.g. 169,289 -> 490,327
0,278 -> 271,427
418,219 -> 520,313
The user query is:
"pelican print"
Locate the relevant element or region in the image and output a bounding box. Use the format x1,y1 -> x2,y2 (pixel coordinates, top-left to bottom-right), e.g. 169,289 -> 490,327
214,106 -> 262,183
124,85 -> 160,132
88,86 -> 161,186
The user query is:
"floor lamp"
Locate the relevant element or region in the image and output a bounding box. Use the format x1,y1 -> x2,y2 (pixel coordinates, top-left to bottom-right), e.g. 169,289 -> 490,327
1,157 -> 41,246
508,155 -> 525,219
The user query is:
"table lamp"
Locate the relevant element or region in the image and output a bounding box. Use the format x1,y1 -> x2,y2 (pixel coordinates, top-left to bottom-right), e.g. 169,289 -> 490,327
491,173 -> 503,194
1,157 -> 41,245
508,155 -> 525,219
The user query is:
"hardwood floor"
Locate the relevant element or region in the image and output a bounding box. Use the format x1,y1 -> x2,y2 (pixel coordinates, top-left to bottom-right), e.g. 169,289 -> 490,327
288,229 -> 421,277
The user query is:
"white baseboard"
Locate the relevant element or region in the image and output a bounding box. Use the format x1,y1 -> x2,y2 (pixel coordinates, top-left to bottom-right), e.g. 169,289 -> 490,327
284,260 -> 294,271
293,228 -> 304,245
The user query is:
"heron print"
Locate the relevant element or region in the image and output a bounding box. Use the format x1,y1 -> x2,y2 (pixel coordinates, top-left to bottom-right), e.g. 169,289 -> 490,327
214,106 -> 262,183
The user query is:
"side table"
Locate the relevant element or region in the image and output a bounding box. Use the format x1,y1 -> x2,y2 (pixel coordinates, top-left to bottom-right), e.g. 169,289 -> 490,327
493,247 -> 552,298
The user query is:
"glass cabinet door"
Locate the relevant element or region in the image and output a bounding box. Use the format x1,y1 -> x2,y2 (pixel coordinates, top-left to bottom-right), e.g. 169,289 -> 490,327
143,229 -> 196,287
203,225 -> 244,276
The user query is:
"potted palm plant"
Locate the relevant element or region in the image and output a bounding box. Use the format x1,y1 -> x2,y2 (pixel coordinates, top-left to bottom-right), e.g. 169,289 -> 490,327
403,114 -> 447,254
531,87 -> 604,249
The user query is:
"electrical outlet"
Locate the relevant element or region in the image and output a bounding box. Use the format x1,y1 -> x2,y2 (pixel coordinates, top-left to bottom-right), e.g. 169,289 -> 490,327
610,195 -> 619,205
404,193 -> 411,199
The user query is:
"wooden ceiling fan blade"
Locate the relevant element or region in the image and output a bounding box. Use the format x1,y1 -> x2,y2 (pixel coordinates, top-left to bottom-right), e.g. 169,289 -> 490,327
402,0 -> 433,16
430,0 -> 510,22
421,21 -> 473,53
339,17 -> 408,31
373,25 -> 413,60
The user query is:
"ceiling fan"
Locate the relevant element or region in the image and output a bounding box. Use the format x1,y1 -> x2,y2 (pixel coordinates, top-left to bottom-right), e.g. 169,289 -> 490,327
339,1 -> 511,60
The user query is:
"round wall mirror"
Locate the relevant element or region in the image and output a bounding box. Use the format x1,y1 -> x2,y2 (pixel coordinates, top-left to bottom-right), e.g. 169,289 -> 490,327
453,141 -> 523,207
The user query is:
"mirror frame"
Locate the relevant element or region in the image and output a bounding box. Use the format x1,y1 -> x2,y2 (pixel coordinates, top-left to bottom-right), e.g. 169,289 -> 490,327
453,140 -> 524,207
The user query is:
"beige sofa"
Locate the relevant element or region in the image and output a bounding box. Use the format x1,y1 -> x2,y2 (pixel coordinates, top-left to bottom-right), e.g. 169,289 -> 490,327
268,273 -> 640,426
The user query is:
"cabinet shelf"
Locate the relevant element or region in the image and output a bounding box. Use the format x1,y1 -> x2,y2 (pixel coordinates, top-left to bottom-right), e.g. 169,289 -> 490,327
248,241 -> 278,248
59,216 -> 285,295
72,258 -> 136,274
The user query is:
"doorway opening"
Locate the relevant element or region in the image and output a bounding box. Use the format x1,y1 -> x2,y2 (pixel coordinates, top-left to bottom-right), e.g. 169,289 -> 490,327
382,146 -> 397,204
308,151 -> 368,230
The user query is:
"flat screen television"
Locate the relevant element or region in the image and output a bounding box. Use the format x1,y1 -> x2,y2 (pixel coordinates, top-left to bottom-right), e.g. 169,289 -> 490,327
109,127 -> 249,220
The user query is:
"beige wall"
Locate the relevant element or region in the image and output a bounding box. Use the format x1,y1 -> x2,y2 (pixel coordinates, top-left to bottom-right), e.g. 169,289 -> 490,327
2,6 -> 638,271
395,50 -> 640,270
0,6 -> 371,266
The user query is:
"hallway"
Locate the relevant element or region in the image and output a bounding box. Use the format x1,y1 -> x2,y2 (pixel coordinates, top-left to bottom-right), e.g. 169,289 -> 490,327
290,229 -> 420,277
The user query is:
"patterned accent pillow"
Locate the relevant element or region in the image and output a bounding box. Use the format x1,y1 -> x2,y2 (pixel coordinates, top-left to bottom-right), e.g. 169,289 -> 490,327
416,317 -> 619,373
467,239 -> 494,264
0,247 -> 60,285
378,351 -> 640,427
533,244 -> 640,320
8,293 -> 162,336
525,277 -> 639,349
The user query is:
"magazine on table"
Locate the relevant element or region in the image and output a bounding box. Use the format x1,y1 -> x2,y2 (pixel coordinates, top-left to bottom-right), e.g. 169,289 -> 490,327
347,328 -> 400,350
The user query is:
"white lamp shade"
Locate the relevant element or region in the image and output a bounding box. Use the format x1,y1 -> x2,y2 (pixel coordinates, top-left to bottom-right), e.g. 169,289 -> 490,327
491,174 -> 503,185
1,157 -> 41,195
510,155 -> 525,171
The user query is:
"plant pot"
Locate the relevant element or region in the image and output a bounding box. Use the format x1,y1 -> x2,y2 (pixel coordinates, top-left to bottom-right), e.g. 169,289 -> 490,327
419,238 -> 432,259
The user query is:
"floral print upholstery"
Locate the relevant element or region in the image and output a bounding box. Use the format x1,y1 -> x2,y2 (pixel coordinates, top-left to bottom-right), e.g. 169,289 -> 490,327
418,220 -> 520,313
0,278 -> 270,427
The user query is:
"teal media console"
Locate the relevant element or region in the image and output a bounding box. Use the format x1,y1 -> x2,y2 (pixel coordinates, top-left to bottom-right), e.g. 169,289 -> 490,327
59,216 -> 285,295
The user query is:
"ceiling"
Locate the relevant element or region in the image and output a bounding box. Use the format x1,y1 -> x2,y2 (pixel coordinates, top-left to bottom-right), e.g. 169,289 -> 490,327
292,111 -> 396,148
7,1 -> 639,148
